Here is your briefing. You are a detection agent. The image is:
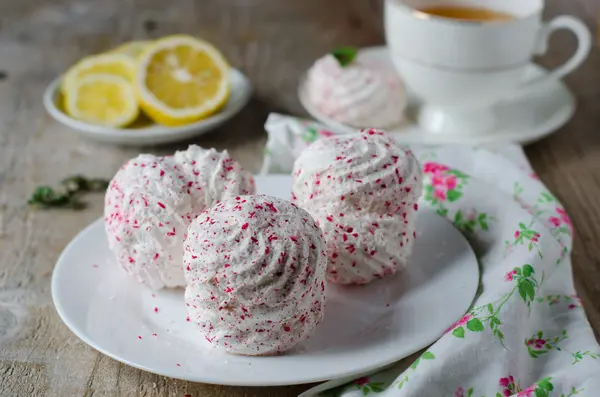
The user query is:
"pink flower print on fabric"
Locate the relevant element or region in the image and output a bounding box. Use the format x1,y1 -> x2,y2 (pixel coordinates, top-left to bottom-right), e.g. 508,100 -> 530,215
549,216 -> 561,227
454,386 -> 465,397
569,293 -> 582,309
549,206 -> 574,233
446,313 -> 471,333
505,269 -> 517,282
499,376 -> 514,388
424,162 -> 458,202
526,338 -> 546,349
517,385 -> 536,397
423,162 -> 449,174
499,376 -> 519,397
355,377 -> 370,386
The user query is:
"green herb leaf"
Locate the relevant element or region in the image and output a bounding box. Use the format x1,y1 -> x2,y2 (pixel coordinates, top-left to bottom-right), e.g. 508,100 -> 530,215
28,175 -> 109,210
331,46 -> 358,67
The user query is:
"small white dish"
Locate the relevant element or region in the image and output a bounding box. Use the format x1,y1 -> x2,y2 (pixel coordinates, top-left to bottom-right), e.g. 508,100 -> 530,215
299,46 -> 576,146
51,175 -> 479,386
43,69 -> 252,146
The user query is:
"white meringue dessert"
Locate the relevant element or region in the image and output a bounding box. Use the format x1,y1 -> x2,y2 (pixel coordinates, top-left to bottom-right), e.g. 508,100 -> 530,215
305,50 -> 406,129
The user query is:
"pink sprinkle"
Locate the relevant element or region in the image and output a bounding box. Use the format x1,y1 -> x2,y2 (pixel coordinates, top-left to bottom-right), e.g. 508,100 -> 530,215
186,316 -> 190,322
265,202 -> 278,212
138,336 -> 142,340
158,202 -> 166,209
176,363 -> 181,367
92,264 -> 99,268
154,307 -> 159,313
152,333 -> 157,337
152,293 -> 156,298
241,222 -> 249,230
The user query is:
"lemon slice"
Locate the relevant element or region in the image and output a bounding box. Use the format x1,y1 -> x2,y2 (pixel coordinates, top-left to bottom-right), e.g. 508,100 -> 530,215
135,35 -> 231,126
110,40 -> 153,59
64,74 -> 139,127
61,53 -> 135,94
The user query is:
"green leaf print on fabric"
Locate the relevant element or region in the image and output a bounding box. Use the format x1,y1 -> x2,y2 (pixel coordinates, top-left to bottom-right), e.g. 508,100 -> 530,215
453,210 -> 492,234
454,385 -> 498,397
300,127 -> 319,143
447,189 -> 462,202
449,265 -> 544,344
538,191 -> 557,205
354,377 -> 384,395
505,221 -> 543,258
467,318 -> 484,332
394,350 -> 436,389
571,350 -> 600,364
534,377 -> 554,397
506,264 -> 543,308
453,326 -> 466,338
535,294 -> 582,309
561,387 -> 584,397
410,350 -> 436,370
512,182 -> 557,218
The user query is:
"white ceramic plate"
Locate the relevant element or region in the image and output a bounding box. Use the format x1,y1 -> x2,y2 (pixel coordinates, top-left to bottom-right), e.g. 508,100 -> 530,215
43,69 -> 252,146
51,175 -> 479,386
299,46 -> 575,146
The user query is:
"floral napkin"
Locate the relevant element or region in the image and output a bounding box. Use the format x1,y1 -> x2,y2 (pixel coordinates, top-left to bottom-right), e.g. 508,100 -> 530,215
262,114 -> 600,397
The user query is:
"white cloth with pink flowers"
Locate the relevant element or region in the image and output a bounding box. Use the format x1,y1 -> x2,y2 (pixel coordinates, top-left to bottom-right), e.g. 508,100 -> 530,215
262,114 -> 600,397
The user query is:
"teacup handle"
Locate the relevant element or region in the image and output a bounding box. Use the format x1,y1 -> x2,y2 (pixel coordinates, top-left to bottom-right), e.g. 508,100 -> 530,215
519,16 -> 591,92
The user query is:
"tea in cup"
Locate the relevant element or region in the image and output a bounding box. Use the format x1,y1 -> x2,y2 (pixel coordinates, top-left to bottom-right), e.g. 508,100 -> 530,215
384,0 -> 592,135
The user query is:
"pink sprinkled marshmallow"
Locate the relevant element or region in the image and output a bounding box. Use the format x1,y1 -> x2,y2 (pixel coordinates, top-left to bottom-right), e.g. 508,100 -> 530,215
183,195 -> 327,355
104,145 -> 255,289
292,129 -> 423,285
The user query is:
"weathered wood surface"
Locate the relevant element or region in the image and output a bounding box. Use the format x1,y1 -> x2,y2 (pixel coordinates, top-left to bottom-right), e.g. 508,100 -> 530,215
0,0 -> 598,395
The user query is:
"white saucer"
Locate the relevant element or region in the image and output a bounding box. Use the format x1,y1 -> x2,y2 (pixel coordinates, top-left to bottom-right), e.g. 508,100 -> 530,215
43,69 -> 252,146
51,175 -> 479,386
299,46 -> 576,146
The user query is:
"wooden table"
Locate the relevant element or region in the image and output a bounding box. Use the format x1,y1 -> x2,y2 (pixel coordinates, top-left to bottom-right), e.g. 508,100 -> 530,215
0,0 -> 598,395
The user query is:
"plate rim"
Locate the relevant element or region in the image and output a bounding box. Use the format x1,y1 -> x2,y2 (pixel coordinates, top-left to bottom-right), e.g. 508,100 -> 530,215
298,45 -> 576,146
51,178 -> 480,386
43,68 -> 252,141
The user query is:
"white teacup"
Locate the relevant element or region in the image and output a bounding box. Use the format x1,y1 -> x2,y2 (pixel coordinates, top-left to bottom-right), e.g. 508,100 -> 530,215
384,0 -> 592,136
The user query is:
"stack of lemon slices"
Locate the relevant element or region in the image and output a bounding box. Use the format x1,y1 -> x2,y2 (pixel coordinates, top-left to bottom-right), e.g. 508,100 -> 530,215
61,35 -> 231,128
